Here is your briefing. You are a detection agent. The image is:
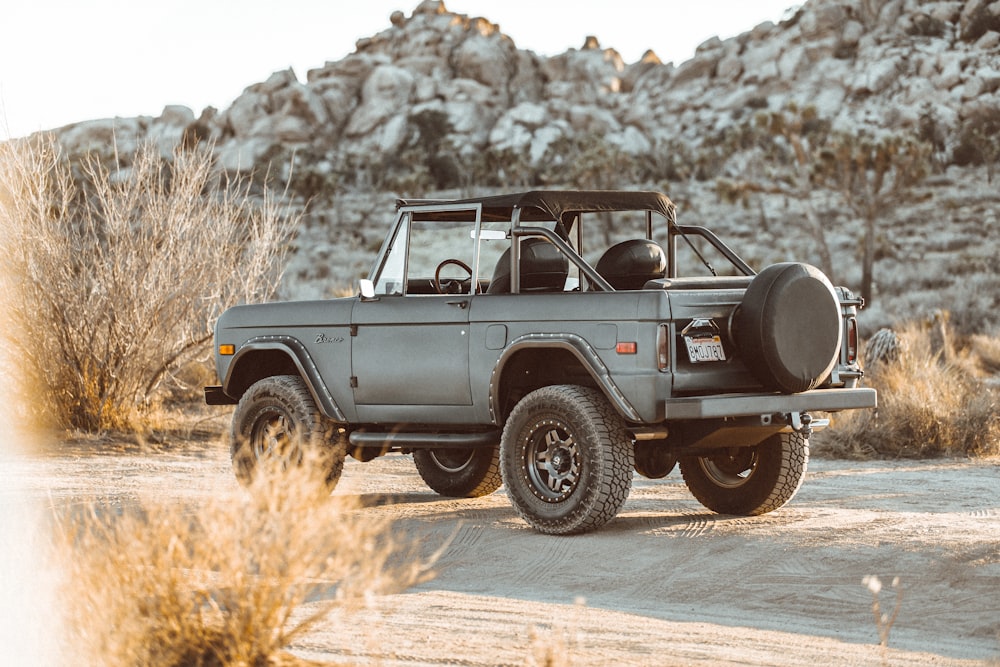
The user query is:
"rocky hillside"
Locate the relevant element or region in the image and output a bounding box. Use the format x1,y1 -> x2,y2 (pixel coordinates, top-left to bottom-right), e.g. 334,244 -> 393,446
49,0 -> 1000,333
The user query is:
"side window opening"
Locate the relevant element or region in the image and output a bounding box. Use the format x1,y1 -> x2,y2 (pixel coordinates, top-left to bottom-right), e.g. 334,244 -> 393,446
373,213 -> 409,296
373,207 -> 486,296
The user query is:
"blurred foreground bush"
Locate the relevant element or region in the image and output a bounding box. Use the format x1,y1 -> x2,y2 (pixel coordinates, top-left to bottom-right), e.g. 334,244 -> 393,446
53,463 -> 432,666
0,136 -> 296,432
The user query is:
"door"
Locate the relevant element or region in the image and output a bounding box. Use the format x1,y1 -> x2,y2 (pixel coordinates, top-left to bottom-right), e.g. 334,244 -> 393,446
351,295 -> 472,407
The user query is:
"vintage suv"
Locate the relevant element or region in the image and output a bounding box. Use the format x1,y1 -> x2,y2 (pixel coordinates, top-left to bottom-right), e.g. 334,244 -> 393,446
206,190 -> 876,534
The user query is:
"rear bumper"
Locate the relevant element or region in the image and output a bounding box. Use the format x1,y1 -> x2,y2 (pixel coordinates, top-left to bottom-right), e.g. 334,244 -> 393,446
662,387 -> 876,420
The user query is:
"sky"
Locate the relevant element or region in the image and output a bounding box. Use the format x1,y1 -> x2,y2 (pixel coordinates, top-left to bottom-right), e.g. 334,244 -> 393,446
0,0 -> 799,140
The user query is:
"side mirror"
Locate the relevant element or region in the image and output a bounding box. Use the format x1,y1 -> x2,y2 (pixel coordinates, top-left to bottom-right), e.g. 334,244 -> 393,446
359,279 -> 376,299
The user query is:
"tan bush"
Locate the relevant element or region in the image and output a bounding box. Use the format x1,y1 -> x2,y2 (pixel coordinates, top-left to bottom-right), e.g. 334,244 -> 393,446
53,467 -> 432,666
0,136 -> 296,432
970,333 -> 1000,376
815,322 -> 1000,458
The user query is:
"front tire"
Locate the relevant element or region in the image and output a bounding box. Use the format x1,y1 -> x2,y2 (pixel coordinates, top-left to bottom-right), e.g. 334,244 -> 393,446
501,385 -> 634,535
230,375 -> 347,495
679,432 -> 808,515
413,446 -> 502,498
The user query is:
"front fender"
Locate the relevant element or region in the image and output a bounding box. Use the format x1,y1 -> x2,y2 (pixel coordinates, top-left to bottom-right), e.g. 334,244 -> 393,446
224,336 -> 346,422
489,333 -> 643,424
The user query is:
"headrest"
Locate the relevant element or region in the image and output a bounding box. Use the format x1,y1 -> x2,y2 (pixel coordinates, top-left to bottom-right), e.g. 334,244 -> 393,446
596,239 -> 667,290
488,237 -> 569,293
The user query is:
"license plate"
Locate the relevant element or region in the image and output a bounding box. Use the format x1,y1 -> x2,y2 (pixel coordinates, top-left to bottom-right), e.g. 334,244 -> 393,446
684,335 -> 726,363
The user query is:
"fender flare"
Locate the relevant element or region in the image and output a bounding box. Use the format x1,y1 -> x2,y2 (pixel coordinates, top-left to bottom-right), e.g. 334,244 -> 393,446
224,335 -> 346,422
489,333 -> 642,424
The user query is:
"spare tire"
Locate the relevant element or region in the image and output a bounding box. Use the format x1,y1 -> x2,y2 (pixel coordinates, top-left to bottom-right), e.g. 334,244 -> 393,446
733,263 -> 841,393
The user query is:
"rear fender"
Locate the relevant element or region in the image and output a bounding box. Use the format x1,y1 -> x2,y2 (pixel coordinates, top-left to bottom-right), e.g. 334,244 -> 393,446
489,333 -> 642,424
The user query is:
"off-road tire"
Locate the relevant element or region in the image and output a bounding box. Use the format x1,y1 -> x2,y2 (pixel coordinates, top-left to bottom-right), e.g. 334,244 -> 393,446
231,375 -> 347,494
413,446 -> 502,498
679,432 -> 808,515
501,385 -> 634,535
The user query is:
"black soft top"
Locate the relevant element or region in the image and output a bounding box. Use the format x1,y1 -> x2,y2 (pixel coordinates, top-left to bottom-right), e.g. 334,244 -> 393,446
397,190 -> 676,224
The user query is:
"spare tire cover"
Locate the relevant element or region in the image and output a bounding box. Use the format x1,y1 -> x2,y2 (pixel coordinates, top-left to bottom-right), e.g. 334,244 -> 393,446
734,263 -> 841,393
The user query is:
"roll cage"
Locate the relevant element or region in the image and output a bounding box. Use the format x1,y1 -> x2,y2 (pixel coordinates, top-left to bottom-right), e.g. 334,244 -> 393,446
366,190 -> 754,297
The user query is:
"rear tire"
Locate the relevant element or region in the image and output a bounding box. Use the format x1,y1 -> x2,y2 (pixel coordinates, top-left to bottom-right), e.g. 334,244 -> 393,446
230,375 -> 346,495
413,446 -> 502,498
679,432 -> 808,515
501,385 -> 634,535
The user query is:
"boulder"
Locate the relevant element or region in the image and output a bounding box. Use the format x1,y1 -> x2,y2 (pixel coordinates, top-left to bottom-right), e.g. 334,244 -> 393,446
215,136 -> 275,172
672,52 -> 720,86
853,56 -> 902,95
740,40 -> 782,84
798,3 -> 848,37
452,34 -> 512,90
611,126 -> 653,155
157,105 -> 195,126
959,0 -> 1000,41
717,53 -> 744,82
277,82 -> 330,127
222,91 -> 268,137
345,65 -> 416,136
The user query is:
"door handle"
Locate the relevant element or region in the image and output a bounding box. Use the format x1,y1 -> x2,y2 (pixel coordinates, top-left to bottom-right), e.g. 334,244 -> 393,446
446,300 -> 469,309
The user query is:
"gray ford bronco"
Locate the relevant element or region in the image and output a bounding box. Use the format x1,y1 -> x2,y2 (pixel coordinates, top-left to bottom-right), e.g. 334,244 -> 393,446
206,190 -> 876,534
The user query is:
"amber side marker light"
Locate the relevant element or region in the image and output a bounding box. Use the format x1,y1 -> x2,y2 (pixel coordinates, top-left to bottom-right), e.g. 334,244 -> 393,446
219,344 -> 236,356
616,341 -> 637,355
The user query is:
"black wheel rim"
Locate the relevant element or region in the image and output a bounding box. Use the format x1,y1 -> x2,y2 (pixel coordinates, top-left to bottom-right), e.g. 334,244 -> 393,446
698,449 -> 758,488
428,448 -> 475,472
249,408 -> 299,469
523,418 -> 580,502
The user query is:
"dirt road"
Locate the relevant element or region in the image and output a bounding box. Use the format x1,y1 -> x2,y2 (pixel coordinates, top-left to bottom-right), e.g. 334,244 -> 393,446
6,437 -> 1000,666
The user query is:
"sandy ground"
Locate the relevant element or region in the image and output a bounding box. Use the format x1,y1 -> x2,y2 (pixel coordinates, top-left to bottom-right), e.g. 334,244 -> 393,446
4,433 -> 1000,666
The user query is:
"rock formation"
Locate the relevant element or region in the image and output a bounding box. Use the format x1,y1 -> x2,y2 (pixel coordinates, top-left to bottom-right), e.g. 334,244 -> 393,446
41,0 -> 1000,330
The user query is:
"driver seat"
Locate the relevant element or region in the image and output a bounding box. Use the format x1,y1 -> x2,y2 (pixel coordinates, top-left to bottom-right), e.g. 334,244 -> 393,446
487,238 -> 569,294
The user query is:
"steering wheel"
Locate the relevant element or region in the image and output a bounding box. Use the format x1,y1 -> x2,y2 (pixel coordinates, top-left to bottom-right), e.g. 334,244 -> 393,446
434,258 -> 474,294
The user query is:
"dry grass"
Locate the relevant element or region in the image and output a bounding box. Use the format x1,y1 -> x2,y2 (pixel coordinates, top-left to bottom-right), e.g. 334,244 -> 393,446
0,135 -> 296,433
815,321 -> 1000,459
970,333 -> 1000,376
51,463 -> 433,666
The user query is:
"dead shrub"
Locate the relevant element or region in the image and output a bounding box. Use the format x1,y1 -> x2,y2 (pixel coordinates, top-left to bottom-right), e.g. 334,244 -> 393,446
52,466 -> 433,666
815,322 -> 1000,459
970,333 -> 1000,376
0,135 -> 296,433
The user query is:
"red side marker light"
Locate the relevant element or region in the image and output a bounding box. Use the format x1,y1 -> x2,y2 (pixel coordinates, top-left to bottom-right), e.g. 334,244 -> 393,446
616,341 -> 637,355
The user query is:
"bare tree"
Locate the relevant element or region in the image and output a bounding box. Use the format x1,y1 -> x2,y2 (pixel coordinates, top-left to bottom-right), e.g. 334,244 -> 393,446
0,136 -> 298,432
953,106 -> 1000,184
813,131 -> 932,304
718,108 -> 932,302
716,105 -> 836,279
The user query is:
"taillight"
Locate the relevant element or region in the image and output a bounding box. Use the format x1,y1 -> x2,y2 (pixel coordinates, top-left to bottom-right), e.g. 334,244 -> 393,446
846,317 -> 859,364
657,324 -> 670,371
